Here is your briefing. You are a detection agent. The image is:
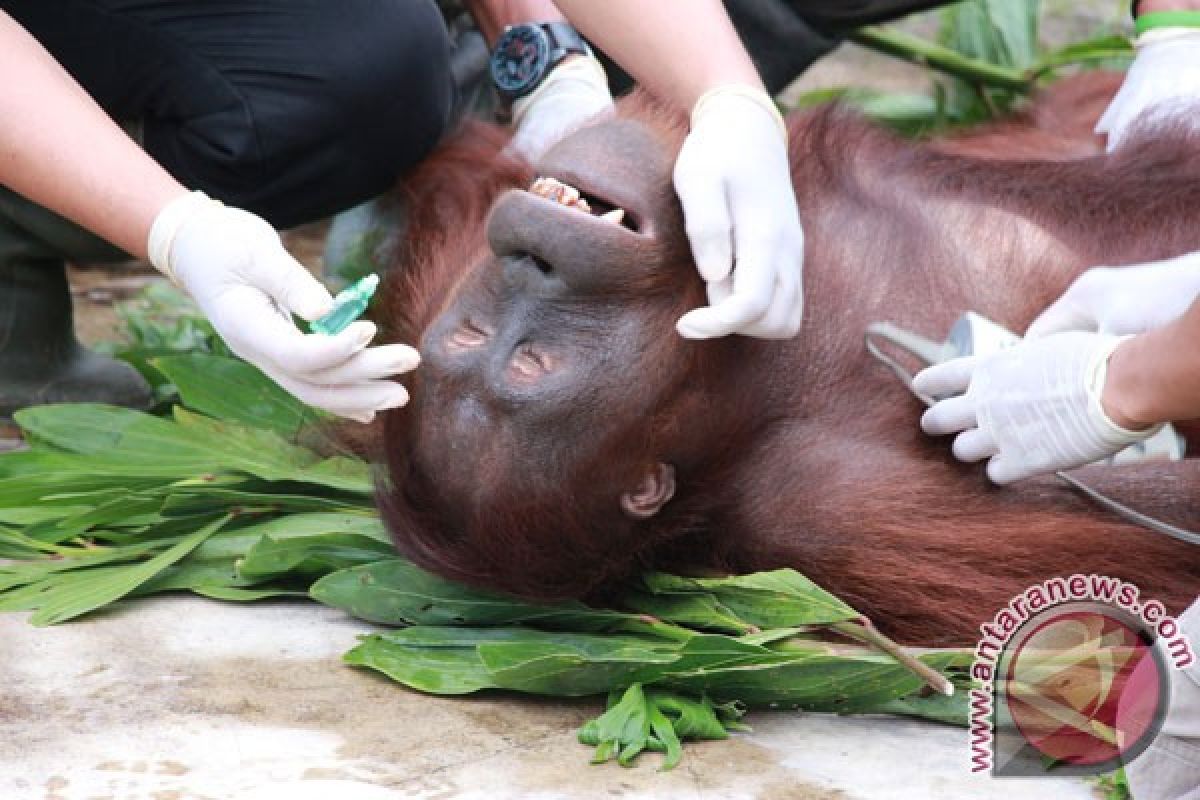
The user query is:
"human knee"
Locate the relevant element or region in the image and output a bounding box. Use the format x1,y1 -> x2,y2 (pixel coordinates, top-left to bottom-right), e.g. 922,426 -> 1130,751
319,0 -> 456,175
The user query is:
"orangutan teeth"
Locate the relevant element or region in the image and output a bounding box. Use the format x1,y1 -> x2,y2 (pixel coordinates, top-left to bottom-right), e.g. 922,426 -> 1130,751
530,176 -> 590,213
600,208 -> 625,225
529,177 -> 627,225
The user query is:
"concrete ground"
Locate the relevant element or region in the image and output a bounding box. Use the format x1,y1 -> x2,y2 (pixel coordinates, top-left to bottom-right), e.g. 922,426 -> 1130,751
0,596 -> 1101,800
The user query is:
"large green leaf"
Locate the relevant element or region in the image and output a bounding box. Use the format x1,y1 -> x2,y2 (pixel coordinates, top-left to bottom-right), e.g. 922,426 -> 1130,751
238,533 -> 397,579
478,633 -> 683,696
663,650 -> 968,714
14,404 -> 312,475
189,512 -> 386,562
310,560 -> 634,630
12,404 -> 371,493
641,570 -> 860,629
153,353 -> 317,438
343,628 -> 521,694
620,589 -> 753,635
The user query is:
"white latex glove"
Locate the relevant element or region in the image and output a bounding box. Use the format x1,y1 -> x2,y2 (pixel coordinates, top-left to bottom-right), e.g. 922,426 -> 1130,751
1026,252 -> 1200,338
914,332 -> 1156,485
148,192 -> 418,423
1096,28 -> 1200,152
673,85 -> 805,340
510,55 -> 614,161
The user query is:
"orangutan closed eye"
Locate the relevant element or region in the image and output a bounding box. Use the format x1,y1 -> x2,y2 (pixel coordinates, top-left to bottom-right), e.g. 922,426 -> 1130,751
377,74 -> 1200,646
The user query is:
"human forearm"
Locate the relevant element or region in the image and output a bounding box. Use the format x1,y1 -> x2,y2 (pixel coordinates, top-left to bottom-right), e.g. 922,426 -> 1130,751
0,12 -> 184,259
1140,0 -> 1200,12
1102,297 -> 1200,428
464,0 -> 564,45
552,0 -> 762,111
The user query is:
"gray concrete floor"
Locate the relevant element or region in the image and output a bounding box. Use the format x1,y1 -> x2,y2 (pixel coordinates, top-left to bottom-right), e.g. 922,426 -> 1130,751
0,596 -> 1100,800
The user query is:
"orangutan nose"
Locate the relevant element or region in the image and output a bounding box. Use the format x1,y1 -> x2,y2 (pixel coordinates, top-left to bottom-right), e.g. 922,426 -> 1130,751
486,188 -> 665,294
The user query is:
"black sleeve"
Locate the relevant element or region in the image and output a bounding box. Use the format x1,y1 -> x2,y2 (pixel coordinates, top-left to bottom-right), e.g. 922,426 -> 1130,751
783,0 -> 961,33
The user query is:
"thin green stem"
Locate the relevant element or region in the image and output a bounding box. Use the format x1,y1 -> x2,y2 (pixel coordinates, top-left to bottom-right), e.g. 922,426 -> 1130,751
833,619 -> 957,697
851,26 -> 1031,93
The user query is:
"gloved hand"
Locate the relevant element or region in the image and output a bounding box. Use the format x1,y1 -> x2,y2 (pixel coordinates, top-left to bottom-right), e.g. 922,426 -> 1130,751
1096,28 -> 1200,152
914,332 -> 1156,484
147,191 -> 418,423
672,85 -> 805,340
1026,251 -> 1200,338
510,55 -> 614,161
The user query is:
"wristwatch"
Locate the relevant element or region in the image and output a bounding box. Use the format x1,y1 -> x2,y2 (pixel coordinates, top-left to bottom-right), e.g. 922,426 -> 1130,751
489,22 -> 592,104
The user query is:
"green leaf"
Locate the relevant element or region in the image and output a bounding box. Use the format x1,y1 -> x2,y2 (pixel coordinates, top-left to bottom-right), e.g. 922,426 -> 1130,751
621,589 -> 754,635
578,686 -> 740,770
22,488 -> 172,543
646,690 -> 732,741
26,514 -> 232,625
875,687 -> 972,726
0,454 -> 175,506
153,353 -> 317,437
664,650 -> 968,715
190,513 -> 387,564
159,486 -> 363,517
192,585 -> 308,602
578,684 -> 654,767
478,633 -> 682,696
14,404 -> 310,476
12,404 -> 370,493
238,533 -> 397,579
0,540 -> 173,594
1031,35 -> 1133,77
133,560 -> 251,595
343,629 -> 507,694
0,505 -> 91,526
311,560 -> 633,630
641,570 -> 860,629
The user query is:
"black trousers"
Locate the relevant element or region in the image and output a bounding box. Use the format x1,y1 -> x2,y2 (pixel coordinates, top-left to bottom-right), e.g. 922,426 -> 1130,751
2,1 -> 457,229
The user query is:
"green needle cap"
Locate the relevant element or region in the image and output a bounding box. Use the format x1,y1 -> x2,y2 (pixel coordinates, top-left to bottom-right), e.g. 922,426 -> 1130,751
310,273 -> 380,335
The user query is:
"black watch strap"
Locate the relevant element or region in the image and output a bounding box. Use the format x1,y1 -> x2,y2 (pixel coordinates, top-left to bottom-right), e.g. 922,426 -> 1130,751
540,21 -> 591,65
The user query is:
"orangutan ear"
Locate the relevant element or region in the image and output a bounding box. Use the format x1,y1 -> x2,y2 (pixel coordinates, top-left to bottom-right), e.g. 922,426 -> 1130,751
620,463 -> 676,519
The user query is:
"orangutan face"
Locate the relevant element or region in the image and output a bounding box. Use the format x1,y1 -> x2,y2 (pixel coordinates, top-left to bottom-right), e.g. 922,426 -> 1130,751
415,118 -> 695,514
383,114 -> 708,598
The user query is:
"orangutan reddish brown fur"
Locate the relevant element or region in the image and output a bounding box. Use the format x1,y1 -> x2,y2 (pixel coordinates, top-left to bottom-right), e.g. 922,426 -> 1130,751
375,73 -> 1199,646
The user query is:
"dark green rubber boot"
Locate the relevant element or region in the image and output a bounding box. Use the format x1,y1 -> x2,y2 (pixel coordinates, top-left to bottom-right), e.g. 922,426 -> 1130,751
0,190 -> 151,419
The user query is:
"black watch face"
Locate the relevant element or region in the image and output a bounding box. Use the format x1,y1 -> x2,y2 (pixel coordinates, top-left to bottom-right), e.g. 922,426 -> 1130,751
491,25 -> 550,96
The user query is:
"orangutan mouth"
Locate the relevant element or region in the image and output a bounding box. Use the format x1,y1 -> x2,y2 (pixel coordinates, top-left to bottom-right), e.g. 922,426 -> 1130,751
530,176 -> 626,226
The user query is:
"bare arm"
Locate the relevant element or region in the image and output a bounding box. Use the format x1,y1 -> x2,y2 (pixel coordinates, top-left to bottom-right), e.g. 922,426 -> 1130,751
1103,298 -> 1200,428
1097,0 -> 1200,425
0,11 -> 185,258
551,0 -> 763,111
464,0 -> 564,45
1141,0 -> 1200,11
